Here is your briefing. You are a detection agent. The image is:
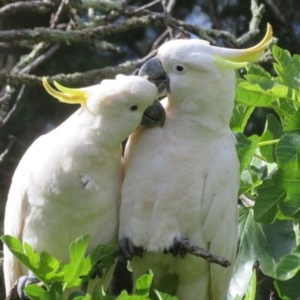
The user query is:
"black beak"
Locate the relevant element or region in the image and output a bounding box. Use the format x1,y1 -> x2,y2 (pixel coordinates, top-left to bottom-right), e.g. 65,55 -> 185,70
138,57 -> 170,94
141,99 -> 166,127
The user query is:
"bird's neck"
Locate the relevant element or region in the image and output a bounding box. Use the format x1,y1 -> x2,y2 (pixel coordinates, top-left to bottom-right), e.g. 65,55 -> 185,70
165,94 -> 234,136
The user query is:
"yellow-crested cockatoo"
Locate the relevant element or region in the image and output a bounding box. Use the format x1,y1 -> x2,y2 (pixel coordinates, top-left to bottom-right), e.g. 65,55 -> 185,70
3,75 -> 165,298
119,25 -> 273,300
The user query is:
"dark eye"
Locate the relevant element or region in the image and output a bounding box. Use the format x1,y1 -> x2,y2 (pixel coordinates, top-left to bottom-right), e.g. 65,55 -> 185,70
176,65 -> 184,72
130,105 -> 138,111
173,64 -> 186,74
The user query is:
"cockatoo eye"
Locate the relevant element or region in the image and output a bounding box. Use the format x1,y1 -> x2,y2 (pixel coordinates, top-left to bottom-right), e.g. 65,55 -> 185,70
130,105 -> 138,111
173,64 -> 186,74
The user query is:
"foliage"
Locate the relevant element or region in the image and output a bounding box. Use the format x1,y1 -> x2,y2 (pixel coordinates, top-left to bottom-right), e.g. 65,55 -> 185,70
1,1 -> 300,299
1,234 -> 117,299
229,45 -> 300,300
1,234 -> 177,300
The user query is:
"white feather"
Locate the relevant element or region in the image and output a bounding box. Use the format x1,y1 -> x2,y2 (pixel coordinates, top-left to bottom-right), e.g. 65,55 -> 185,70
3,75 -> 158,297
119,40 -> 240,300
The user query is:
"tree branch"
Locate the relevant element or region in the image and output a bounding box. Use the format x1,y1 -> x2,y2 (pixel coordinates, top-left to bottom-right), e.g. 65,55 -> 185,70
0,1 -> 55,17
186,244 -> 231,268
0,59 -> 142,87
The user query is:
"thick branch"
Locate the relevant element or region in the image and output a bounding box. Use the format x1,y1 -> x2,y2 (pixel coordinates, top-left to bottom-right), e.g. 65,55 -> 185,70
0,1 -> 55,16
0,14 -> 167,45
0,61 -> 139,87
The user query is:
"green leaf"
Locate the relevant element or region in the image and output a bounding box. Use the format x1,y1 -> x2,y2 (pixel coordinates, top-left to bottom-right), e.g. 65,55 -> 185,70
71,292 -> 92,300
25,282 -> 64,300
89,244 -> 117,271
279,194 -> 300,220
275,272 -> 300,300
246,63 -> 272,78
63,235 -> 116,288
272,45 -> 300,91
230,105 -> 255,133
274,163 -> 300,195
116,291 -> 149,300
236,81 -> 276,107
284,110 -> 300,133
63,235 -> 92,286
275,246 -> 300,280
236,133 -> 259,173
259,114 -> 283,163
135,272 -> 153,297
0,235 -> 63,284
24,285 -> 47,300
254,178 -> 285,223
275,134 -> 300,165
243,270 -> 256,300
157,273 -> 178,296
154,290 -> 178,300
228,209 -> 276,299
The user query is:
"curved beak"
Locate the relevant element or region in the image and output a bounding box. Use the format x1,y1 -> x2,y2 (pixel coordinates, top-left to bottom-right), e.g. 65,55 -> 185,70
141,99 -> 166,127
138,57 -> 170,95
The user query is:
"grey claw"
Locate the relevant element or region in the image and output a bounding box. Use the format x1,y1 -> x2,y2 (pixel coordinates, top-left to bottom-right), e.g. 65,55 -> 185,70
119,238 -> 144,260
17,275 -> 40,299
167,236 -> 190,258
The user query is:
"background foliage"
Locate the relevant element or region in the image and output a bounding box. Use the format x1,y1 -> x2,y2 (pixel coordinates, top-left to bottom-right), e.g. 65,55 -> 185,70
1,0 -> 300,299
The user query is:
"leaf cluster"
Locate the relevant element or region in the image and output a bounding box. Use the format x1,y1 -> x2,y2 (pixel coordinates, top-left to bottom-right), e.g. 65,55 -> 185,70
229,45 -> 300,299
1,234 -> 116,300
1,234 -> 177,300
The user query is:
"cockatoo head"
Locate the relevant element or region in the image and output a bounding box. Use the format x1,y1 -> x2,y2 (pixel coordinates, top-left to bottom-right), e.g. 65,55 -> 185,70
139,24 -> 272,117
42,75 -> 166,131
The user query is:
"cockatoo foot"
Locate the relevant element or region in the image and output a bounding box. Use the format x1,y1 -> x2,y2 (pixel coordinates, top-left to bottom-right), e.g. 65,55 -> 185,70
16,275 -> 40,299
164,236 -> 189,258
119,237 -> 144,261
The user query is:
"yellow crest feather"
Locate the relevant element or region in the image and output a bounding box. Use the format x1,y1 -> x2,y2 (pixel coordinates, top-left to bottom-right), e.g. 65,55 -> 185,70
213,23 -> 273,68
229,23 -> 273,63
42,77 -> 88,105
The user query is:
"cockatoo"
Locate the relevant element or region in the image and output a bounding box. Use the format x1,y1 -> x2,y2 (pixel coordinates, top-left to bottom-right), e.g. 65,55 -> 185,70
119,24 -> 273,300
3,74 -> 165,298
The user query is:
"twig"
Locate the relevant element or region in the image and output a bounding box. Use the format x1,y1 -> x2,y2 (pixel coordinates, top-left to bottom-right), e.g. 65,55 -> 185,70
133,0 -> 161,13
0,86 -> 15,124
151,29 -> 170,50
19,44 -> 61,74
185,243 -> 231,268
236,29 -> 260,47
1,85 -> 26,127
0,136 -> 15,163
249,0 -> 265,31
165,0 -> 177,14
50,0 -> 69,29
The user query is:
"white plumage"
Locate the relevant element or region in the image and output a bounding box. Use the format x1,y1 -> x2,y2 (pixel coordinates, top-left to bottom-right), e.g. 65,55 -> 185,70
3,75 -> 160,297
119,25 -> 272,300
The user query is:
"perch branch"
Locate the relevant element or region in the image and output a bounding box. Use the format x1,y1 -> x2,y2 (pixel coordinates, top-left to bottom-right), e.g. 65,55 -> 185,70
185,242 -> 231,267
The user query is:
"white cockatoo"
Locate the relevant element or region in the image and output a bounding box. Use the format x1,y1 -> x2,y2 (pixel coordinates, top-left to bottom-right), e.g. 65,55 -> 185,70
119,25 -> 273,300
3,75 -> 164,298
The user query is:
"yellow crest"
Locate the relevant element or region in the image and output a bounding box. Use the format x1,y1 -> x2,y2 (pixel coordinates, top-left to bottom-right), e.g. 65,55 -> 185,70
42,77 -> 88,105
213,23 -> 273,69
